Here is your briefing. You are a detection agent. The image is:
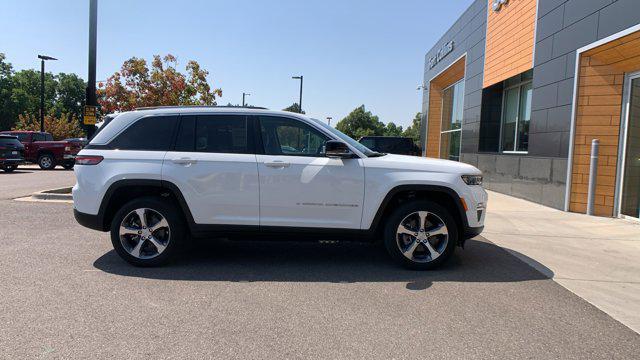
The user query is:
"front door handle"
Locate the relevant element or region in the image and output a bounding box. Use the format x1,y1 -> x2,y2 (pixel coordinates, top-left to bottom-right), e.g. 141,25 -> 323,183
172,157 -> 197,165
265,160 -> 290,168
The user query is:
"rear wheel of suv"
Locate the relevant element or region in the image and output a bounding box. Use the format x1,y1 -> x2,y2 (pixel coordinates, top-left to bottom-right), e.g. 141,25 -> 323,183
110,197 -> 186,267
37,154 -> 56,170
383,200 -> 458,270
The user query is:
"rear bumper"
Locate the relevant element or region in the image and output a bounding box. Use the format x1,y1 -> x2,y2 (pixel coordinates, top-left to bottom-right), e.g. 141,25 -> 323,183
0,158 -> 24,166
74,209 -> 105,232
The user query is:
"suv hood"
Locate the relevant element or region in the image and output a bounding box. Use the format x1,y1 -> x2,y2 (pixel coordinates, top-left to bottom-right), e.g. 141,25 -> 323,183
366,154 -> 481,175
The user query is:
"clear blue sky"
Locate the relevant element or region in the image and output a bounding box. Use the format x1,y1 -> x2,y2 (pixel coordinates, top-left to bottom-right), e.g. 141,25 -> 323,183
1,0 -> 474,128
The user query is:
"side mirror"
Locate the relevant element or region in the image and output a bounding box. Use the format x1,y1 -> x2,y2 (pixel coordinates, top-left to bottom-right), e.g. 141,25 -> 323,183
325,140 -> 354,158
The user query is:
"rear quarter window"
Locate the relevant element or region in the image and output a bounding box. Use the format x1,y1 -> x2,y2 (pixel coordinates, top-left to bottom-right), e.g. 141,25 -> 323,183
108,116 -> 178,151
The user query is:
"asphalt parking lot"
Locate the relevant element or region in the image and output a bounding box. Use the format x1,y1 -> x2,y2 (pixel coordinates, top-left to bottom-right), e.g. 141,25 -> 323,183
0,169 -> 638,358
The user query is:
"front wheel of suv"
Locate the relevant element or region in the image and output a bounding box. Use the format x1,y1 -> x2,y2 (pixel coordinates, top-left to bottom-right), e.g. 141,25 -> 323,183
383,200 -> 458,270
110,197 -> 186,267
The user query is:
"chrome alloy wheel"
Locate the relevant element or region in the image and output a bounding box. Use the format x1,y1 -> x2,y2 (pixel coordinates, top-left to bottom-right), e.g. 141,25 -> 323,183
396,211 -> 448,263
119,208 -> 170,259
40,156 -> 52,168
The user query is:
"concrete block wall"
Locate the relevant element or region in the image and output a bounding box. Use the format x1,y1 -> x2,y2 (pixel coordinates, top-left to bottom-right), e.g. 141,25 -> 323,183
461,153 -> 568,209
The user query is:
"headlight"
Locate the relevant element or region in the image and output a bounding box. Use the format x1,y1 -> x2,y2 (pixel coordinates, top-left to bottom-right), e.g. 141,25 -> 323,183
462,175 -> 483,185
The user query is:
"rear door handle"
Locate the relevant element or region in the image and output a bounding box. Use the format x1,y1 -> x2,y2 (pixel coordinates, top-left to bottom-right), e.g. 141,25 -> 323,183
172,157 -> 197,165
265,160 -> 290,168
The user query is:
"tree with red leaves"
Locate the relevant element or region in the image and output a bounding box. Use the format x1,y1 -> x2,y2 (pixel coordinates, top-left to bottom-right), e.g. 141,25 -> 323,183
97,54 -> 222,113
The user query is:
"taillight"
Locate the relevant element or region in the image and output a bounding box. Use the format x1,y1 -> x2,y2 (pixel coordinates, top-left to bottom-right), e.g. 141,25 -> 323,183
75,155 -> 103,165
65,146 -> 71,152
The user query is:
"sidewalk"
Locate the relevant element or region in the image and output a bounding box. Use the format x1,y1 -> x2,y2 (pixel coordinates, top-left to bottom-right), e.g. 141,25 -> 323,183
482,190 -> 640,333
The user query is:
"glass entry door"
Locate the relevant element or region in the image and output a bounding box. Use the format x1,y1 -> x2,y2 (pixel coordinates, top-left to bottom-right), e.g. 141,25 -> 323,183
619,74 -> 640,218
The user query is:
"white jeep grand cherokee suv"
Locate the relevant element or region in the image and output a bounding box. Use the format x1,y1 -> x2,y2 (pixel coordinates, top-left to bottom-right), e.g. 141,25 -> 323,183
73,107 -> 487,269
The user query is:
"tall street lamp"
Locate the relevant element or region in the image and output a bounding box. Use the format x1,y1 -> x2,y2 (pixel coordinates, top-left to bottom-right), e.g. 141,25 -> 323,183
242,92 -> 250,107
326,116 -> 332,126
292,75 -> 303,113
37,55 -> 57,132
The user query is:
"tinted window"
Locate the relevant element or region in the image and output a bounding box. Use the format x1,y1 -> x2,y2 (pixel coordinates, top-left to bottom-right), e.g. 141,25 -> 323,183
260,116 -> 328,156
109,116 -> 178,151
0,137 -> 22,147
194,115 -> 249,154
9,133 -> 29,142
45,133 -> 54,141
174,116 -> 196,151
33,133 -> 46,142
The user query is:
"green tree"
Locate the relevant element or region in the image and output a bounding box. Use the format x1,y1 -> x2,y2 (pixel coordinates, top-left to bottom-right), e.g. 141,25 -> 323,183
335,105 -> 385,139
283,103 -> 304,114
384,122 -> 403,137
10,69 -> 57,122
403,112 -> 422,145
0,53 -> 14,131
53,73 -> 86,120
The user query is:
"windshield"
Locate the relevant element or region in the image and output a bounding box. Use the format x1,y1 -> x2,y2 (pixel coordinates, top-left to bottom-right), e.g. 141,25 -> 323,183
310,118 -> 378,156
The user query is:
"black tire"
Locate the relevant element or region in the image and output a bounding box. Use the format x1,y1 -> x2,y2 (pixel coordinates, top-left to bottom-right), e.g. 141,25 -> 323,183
62,162 -> 74,170
37,154 -> 56,170
2,165 -> 17,173
110,196 -> 186,267
383,200 -> 458,270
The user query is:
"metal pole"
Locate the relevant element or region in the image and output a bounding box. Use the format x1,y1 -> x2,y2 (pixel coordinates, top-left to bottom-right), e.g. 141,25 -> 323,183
586,139 -> 600,216
40,59 -> 45,132
326,116 -> 332,126
242,93 -> 245,107
298,75 -> 303,113
86,0 -> 98,138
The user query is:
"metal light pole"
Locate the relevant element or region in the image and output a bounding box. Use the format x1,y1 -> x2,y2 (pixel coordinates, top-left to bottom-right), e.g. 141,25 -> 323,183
242,92 -> 250,107
292,75 -> 303,113
85,0 -> 98,138
326,116 -> 332,126
37,55 -> 57,132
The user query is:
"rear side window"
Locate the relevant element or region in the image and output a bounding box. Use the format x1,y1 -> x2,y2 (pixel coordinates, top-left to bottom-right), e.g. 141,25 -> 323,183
33,133 -> 46,142
174,115 -> 250,154
0,137 -> 22,147
109,116 -> 178,151
45,133 -> 54,141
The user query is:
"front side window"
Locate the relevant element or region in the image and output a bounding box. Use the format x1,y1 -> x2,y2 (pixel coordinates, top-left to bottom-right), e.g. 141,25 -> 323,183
501,81 -> 532,152
260,116 -> 328,156
109,116 -> 177,151
440,80 -> 464,161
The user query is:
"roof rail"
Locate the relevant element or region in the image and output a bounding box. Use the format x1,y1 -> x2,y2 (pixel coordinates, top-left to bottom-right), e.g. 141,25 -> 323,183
134,105 -> 268,111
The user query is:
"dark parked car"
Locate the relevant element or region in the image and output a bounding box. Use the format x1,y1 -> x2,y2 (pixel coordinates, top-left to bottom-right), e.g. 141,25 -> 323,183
359,136 -> 420,156
0,135 -> 25,172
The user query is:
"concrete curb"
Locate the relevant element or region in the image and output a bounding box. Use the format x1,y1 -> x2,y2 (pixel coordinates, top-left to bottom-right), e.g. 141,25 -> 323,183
31,187 -> 73,201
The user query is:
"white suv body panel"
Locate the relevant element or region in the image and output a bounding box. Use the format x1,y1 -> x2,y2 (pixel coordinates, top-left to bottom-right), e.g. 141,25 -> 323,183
73,108 -> 487,236
162,151 -> 260,225
72,149 -> 165,215
257,154 -> 365,229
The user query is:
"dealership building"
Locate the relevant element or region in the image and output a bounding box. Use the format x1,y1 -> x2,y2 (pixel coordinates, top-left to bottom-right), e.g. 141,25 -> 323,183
420,0 -> 640,219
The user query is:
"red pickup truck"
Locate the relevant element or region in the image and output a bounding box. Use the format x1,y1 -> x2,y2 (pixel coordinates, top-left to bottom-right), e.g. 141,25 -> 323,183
0,131 -> 82,170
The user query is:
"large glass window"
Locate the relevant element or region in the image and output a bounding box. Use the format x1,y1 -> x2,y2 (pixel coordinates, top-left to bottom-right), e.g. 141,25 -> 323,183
501,80 -> 532,152
109,116 -> 178,151
260,116 -> 328,156
440,80 -> 464,161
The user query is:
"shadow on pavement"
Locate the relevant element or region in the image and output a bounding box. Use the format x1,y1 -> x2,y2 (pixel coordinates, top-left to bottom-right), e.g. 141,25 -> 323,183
93,237 -> 553,289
